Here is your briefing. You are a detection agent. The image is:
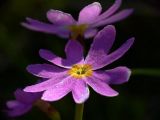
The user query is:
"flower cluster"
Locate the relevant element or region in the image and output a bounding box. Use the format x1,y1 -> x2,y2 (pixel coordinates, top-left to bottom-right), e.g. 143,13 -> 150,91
6,0 -> 134,117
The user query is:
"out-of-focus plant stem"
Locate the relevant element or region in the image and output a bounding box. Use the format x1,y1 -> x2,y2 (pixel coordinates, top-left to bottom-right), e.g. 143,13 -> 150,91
74,103 -> 84,120
132,68 -> 160,77
35,100 -> 61,120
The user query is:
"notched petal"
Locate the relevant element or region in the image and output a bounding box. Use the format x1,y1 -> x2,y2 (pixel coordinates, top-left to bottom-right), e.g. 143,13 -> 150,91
26,64 -> 66,78
47,9 -> 75,25
78,2 -> 102,24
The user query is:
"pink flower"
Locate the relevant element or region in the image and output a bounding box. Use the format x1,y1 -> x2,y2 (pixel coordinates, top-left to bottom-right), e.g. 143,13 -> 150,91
22,0 -> 133,39
24,25 -> 134,103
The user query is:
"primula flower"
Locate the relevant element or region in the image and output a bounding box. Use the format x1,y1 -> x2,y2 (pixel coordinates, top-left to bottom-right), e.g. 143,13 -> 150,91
24,25 -> 134,103
22,0 -> 133,39
6,89 -> 41,117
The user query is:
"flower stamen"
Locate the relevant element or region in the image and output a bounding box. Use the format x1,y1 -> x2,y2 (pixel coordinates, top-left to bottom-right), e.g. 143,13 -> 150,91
68,64 -> 92,79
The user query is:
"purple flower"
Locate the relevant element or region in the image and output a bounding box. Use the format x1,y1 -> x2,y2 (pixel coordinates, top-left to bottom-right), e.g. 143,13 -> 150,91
24,25 -> 134,103
22,0 -> 133,39
6,89 -> 41,117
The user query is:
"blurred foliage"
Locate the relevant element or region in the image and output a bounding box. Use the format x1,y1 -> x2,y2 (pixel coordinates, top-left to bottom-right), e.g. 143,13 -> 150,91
0,0 -> 160,120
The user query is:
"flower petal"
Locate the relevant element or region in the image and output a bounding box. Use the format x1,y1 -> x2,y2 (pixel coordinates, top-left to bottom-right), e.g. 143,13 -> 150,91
26,64 -> 67,78
93,67 -> 131,85
6,101 -> 32,117
65,40 -> 84,64
14,89 -> 41,104
41,77 -> 74,101
78,2 -> 102,24
86,76 -> 118,97
86,37 -> 134,70
21,18 -> 69,38
39,40 -> 84,68
85,25 -> 116,66
99,38 -> 134,69
47,10 -> 76,25
105,67 -> 131,84
92,9 -> 133,27
21,18 -> 57,32
39,49 -> 70,68
84,29 -> 98,38
92,71 -> 110,83
6,100 -> 21,109
24,74 -> 68,92
92,0 -> 122,24
72,80 -> 89,103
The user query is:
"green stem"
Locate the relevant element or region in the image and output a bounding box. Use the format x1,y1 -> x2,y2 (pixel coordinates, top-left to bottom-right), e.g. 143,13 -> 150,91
132,68 -> 160,77
74,103 -> 84,120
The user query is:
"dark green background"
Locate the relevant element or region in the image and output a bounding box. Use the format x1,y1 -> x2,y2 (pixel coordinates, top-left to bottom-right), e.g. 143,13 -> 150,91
0,0 -> 160,120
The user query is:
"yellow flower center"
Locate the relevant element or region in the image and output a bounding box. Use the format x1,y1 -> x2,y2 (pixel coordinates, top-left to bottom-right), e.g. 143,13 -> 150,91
68,24 -> 88,39
68,64 -> 93,79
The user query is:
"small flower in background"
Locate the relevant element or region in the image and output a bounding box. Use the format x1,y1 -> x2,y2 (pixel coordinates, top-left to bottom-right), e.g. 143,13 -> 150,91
5,89 -> 41,117
24,25 -> 134,103
22,0 -> 133,39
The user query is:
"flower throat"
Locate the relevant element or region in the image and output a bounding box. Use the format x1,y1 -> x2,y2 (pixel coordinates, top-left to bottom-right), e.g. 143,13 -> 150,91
68,64 -> 92,79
